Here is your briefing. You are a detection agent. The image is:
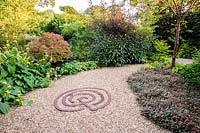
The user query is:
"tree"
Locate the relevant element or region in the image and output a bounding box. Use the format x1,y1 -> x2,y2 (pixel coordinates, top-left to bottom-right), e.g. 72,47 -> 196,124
59,6 -> 78,14
0,0 -> 55,45
127,0 -> 199,67
159,0 -> 200,67
154,11 -> 200,51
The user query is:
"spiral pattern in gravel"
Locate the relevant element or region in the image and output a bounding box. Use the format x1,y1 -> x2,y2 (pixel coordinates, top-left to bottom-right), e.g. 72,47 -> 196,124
54,88 -> 111,112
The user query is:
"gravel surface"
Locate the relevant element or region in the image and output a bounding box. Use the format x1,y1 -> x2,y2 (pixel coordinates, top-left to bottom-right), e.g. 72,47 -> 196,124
176,58 -> 193,64
0,64 -> 169,133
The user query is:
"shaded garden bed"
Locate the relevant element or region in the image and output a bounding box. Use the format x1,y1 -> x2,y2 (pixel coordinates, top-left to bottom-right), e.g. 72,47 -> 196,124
128,68 -> 200,132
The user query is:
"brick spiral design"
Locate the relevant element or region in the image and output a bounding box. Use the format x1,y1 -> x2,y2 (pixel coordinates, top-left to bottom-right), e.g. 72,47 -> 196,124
54,88 -> 111,112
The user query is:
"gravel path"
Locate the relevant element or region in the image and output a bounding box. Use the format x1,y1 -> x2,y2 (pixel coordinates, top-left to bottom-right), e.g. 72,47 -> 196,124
0,64 -> 169,133
176,58 -> 193,64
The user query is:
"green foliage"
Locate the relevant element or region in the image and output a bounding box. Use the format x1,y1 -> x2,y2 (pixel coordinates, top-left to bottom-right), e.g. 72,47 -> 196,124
28,10 -> 55,36
146,40 -> 171,69
135,0 -> 160,36
177,42 -> 197,58
61,22 -> 96,61
92,31 -> 153,66
0,102 -> 9,114
154,11 -> 200,53
44,14 -> 92,35
183,11 -> 200,48
175,51 -> 200,86
128,68 -> 200,132
179,63 -> 200,86
0,45 -> 51,114
43,14 -> 94,61
44,16 -> 66,34
154,13 -> 175,47
152,39 -> 171,61
146,58 -> 171,69
0,0 -> 50,45
59,6 -> 78,14
193,50 -> 200,63
61,21 -> 87,40
60,61 -> 97,75
29,32 -> 72,63
85,5 -> 104,20
172,63 -> 185,73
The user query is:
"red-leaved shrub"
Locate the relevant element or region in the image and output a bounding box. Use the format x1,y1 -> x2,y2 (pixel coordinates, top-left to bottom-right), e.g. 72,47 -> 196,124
29,32 -> 72,63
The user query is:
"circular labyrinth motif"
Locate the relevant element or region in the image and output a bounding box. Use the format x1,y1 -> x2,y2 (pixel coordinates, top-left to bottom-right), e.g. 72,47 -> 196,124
54,88 -> 111,112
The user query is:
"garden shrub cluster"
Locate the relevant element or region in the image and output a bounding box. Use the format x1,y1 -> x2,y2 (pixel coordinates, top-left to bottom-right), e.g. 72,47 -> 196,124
146,39 -> 171,69
88,4 -> 154,67
44,16 -> 66,34
175,51 -> 200,86
1,3 -> 199,125
44,15 -> 94,61
61,21 -> 96,61
60,61 -> 97,75
179,63 -> 200,85
177,42 -> 197,58
154,11 -> 200,58
0,45 -> 98,114
128,68 -> 200,132
29,32 -> 72,63
0,45 -> 51,114
92,30 -> 153,67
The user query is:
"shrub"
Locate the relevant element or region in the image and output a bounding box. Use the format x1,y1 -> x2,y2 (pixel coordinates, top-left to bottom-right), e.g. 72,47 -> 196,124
43,13 -> 94,61
100,11 -> 133,35
92,31 -> 153,67
177,42 -> 197,58
171,63 -> 185,73
29,32 -> 72,63
151,40 -> 171,61
179,63 -> 200,86
92,4 -> 134,35
44,14 -> 92,36
61,22 -> 96,61
44,16 -> 66,34
146,58 -> 171,69
146,40 -> 171,69
177,50 -> 200,86
128,68 -> 200,132
193,50 -> 200,63
0,45 -> 51,114
60,61 -> 97,75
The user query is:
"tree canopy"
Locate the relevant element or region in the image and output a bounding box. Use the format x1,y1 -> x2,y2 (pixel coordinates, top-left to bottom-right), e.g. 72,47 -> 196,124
0,0 -> 55,45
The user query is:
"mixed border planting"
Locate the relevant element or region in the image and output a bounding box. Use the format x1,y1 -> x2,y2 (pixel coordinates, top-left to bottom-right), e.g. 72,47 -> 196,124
0,1 -> 200,132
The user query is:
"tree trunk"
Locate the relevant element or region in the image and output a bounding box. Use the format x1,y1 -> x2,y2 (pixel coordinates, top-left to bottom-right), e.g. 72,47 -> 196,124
171,18 -> 181,68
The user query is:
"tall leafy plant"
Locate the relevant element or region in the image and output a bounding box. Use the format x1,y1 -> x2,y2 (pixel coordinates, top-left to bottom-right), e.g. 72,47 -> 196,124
0,45 -> 51,114
92,30 -> 153,66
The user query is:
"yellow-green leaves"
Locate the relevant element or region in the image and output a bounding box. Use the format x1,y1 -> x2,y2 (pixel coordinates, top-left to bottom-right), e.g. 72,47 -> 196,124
0,0 -> 54,44
130,0 -> 138,6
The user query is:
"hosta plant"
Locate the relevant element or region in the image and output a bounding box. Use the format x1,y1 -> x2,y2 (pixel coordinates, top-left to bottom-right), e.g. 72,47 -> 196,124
0,45 -> 51,114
